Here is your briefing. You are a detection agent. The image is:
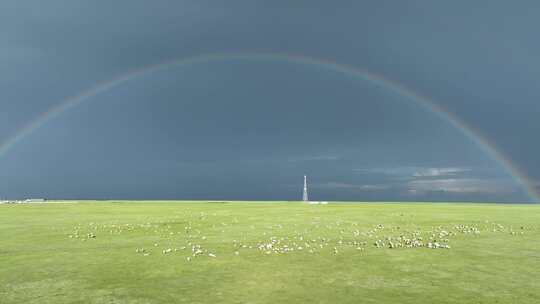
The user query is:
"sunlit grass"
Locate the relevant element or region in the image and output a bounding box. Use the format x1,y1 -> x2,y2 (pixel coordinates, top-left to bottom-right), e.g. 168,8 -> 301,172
1,201 -> 539,303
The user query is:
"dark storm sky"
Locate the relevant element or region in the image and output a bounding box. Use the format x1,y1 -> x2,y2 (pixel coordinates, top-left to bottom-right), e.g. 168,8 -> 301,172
1,1 -> 539,202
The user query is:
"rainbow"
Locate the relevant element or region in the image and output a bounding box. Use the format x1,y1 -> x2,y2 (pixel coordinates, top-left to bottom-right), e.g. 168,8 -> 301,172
1,52 -> 537,202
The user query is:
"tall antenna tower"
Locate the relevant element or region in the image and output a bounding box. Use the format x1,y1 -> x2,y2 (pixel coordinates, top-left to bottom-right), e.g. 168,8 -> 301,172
302,175 -> 309,202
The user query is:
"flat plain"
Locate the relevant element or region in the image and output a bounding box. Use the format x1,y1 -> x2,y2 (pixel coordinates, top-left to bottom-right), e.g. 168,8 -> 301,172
1,201 -> 539,304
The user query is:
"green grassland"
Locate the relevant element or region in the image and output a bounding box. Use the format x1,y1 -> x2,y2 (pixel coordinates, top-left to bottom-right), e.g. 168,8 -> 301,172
1,201 -> 539,303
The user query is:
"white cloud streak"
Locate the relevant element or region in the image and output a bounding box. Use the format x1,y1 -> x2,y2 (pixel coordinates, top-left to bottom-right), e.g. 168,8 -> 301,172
407,178 -> 513,195
412,167 -> 471,177
354,166 -> 471,179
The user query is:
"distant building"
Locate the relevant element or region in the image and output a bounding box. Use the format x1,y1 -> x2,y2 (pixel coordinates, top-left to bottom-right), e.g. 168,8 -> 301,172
25,199 -> 46,203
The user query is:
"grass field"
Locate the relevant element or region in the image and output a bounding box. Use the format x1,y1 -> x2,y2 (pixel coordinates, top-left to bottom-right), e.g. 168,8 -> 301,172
1,201 -> 539,304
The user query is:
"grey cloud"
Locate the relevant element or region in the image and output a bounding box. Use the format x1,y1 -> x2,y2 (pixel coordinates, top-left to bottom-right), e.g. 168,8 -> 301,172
0,1 -> 537,202
287,155 -> 340,162
316,182 -> 388,191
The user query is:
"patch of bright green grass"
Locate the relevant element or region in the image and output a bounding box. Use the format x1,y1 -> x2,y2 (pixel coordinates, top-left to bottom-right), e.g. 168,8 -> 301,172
1,202 -> 539,303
